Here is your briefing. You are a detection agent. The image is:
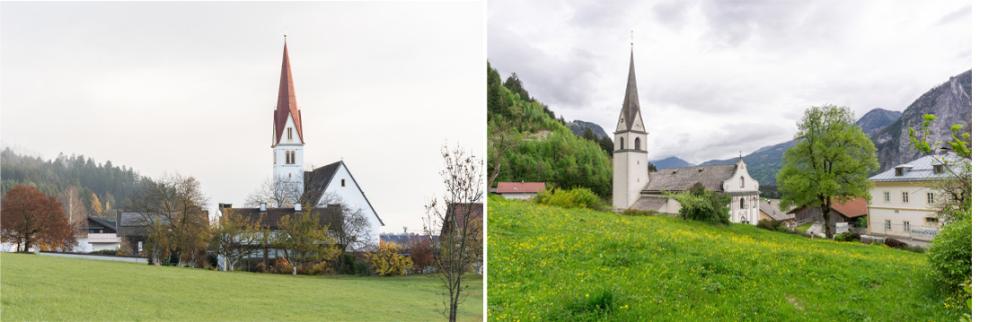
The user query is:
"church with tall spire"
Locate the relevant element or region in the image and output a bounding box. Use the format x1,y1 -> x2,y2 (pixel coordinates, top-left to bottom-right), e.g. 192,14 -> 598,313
226,39 -> 386,249
611,45 -> 762,225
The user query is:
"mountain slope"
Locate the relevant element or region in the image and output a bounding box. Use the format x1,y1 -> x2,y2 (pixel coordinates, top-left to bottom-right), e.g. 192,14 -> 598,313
651,155 -> 693,169
488,64 -> 612,196
857,108 -> 902,137
488,198 -> 951,320
873,70 -> 972,170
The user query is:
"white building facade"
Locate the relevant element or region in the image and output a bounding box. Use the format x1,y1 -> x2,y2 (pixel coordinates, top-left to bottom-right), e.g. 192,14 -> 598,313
866,155 -> 959,242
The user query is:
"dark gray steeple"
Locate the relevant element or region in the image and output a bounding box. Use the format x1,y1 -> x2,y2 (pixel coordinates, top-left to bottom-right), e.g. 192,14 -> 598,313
617,46 -> 645,133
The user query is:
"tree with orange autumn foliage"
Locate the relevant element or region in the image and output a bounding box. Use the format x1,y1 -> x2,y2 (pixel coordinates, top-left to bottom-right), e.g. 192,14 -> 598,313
1,185 -> 76,252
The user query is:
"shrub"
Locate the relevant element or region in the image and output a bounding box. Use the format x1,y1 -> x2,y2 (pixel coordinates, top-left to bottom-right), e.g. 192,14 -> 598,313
409,238 -> 435,274
621,209 -> 656,216
116,242 -> 134,257
90,249 -> 118,256
757,219 -> 784,231
303,261 -> 329,275
534,187 -> 605,211
367,241 -> 414,276
928,215 -> 971,310
274,257 -> 293,274
883,238 -> 908,249
834,232 -> 860,242
671,188 -> 730,224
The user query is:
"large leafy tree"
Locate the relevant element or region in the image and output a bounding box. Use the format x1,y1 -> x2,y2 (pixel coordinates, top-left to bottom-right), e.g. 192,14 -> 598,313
777,105 -> 879,238
1,184 -> 76,252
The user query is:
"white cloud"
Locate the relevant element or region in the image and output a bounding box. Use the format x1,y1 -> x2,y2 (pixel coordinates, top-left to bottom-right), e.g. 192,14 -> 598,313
489,0 -> 971,163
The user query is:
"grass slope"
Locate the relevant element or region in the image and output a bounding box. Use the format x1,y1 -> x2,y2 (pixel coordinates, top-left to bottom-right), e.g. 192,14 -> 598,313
1,253 -> 482,321
488,198 -> 950,321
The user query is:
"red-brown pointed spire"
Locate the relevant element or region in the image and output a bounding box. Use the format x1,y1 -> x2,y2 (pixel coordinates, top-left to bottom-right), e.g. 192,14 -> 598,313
274,38 -> 304,146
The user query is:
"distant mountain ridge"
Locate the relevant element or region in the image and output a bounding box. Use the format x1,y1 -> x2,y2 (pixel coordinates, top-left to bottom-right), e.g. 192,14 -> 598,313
651,156 -> 693,169
691,70 -> 970,188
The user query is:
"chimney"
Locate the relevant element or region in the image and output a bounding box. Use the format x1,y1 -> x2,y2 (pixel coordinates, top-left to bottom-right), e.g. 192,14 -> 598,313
259,203 -> 267,211
294,203 -> 302,211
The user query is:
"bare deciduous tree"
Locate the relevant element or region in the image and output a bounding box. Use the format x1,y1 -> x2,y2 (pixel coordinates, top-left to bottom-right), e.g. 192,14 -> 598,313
423,145 -> 484,322
212,211 -> 262,271
245,177 -> 303,208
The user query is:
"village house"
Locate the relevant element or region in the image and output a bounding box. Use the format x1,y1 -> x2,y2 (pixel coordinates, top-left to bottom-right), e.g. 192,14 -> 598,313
788,198 -> 868,234
866,155 -> 962,242
71,216 -> 121,253
494,182 -> 546,200
611,47 -> 760,225
758,199 -> 795,227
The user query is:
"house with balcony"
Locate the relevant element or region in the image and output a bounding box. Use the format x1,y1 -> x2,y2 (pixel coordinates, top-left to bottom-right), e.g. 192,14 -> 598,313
866,155 -> 962,243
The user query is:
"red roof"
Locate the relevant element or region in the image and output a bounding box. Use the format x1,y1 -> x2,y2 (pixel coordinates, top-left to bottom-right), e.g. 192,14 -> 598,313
831,198 -> 868,218
496,182 -> 546,194
273,41 -> 304,146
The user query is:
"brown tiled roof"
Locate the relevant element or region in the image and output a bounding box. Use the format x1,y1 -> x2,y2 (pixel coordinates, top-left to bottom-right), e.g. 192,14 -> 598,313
643,164 -> 737,192
223,207 -> 344,230
496,182 -> 546,194
273,41 -> 304,146
831,198 -> 868,218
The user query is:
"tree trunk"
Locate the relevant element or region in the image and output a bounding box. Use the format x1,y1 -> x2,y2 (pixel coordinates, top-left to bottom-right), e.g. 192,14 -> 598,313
821,201 -> 834,239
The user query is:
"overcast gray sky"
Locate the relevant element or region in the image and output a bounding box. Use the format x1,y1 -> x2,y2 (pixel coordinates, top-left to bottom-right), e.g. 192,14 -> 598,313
1,1 -> 485,232
489,0 -> 971,163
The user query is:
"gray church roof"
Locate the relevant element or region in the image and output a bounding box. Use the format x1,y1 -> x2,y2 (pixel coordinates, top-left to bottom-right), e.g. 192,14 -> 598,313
616,48 -> 644,133
870,154 -> 966,182
643,164 -> 737,192
302,160 -> 384,226
630,195 -> 668,212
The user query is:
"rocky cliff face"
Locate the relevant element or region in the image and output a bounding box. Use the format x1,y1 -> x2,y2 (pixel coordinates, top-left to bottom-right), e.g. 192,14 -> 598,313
873,70 -> 972,170
857,108 -> 902,137
566,120 -> 611,141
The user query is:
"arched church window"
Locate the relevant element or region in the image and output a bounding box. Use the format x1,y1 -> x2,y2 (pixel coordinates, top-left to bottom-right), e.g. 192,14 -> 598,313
634,137 -> 641,150
741,176 -> 745,188
341,179 -> 346,187
287,128 -> 293,140
620,137 -> 624,150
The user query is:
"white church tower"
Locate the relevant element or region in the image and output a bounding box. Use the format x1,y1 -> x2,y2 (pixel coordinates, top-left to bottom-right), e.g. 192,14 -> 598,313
612,46 -> 649,210
272,40 -> 305,194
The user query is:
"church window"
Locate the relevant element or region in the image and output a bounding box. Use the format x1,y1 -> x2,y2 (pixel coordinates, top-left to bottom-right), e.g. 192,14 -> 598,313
341,179 -> 346,187
285,151 -> 290,164
884,191 -> 890,202
634,137 -> 641,150
290,151 -> 295,164
902,192 -> 909,203
287,128 -> 293,140
741,176 -> 745,188
740,198 -> 745,209
620,137 -> 624,150
884,220 -> 891,230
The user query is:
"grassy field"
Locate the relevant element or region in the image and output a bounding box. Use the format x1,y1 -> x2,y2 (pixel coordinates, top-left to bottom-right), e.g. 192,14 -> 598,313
488,197 -> 951,321
1,253 -> 482,321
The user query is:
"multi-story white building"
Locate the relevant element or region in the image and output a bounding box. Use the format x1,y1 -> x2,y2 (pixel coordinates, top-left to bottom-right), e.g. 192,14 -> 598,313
866,155 -> 960,242
611,46 -> 760,225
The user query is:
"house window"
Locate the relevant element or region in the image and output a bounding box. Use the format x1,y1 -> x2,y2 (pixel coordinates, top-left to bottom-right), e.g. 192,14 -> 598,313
341,179 -> 346,187
895,168 -> 904,176
619,137 -> 624,150
933,164 -> 944,174
287,128 -> 293,140
926,217 -> 938,224
883,191 -> 890,202
884,220 -> 891,231
903,221 -> 910,232
927,192 -> 935,204
634,137 -> 641,150
901,192 -> 909,203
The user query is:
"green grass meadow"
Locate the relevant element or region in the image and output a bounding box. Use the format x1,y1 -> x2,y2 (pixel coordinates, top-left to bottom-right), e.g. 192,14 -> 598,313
1,253 -> 482,321
488,197 -> 952,321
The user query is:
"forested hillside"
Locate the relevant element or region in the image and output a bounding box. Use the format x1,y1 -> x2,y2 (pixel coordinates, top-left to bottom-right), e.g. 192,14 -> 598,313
488,64 -> 612,197
1,148 -> 152,218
